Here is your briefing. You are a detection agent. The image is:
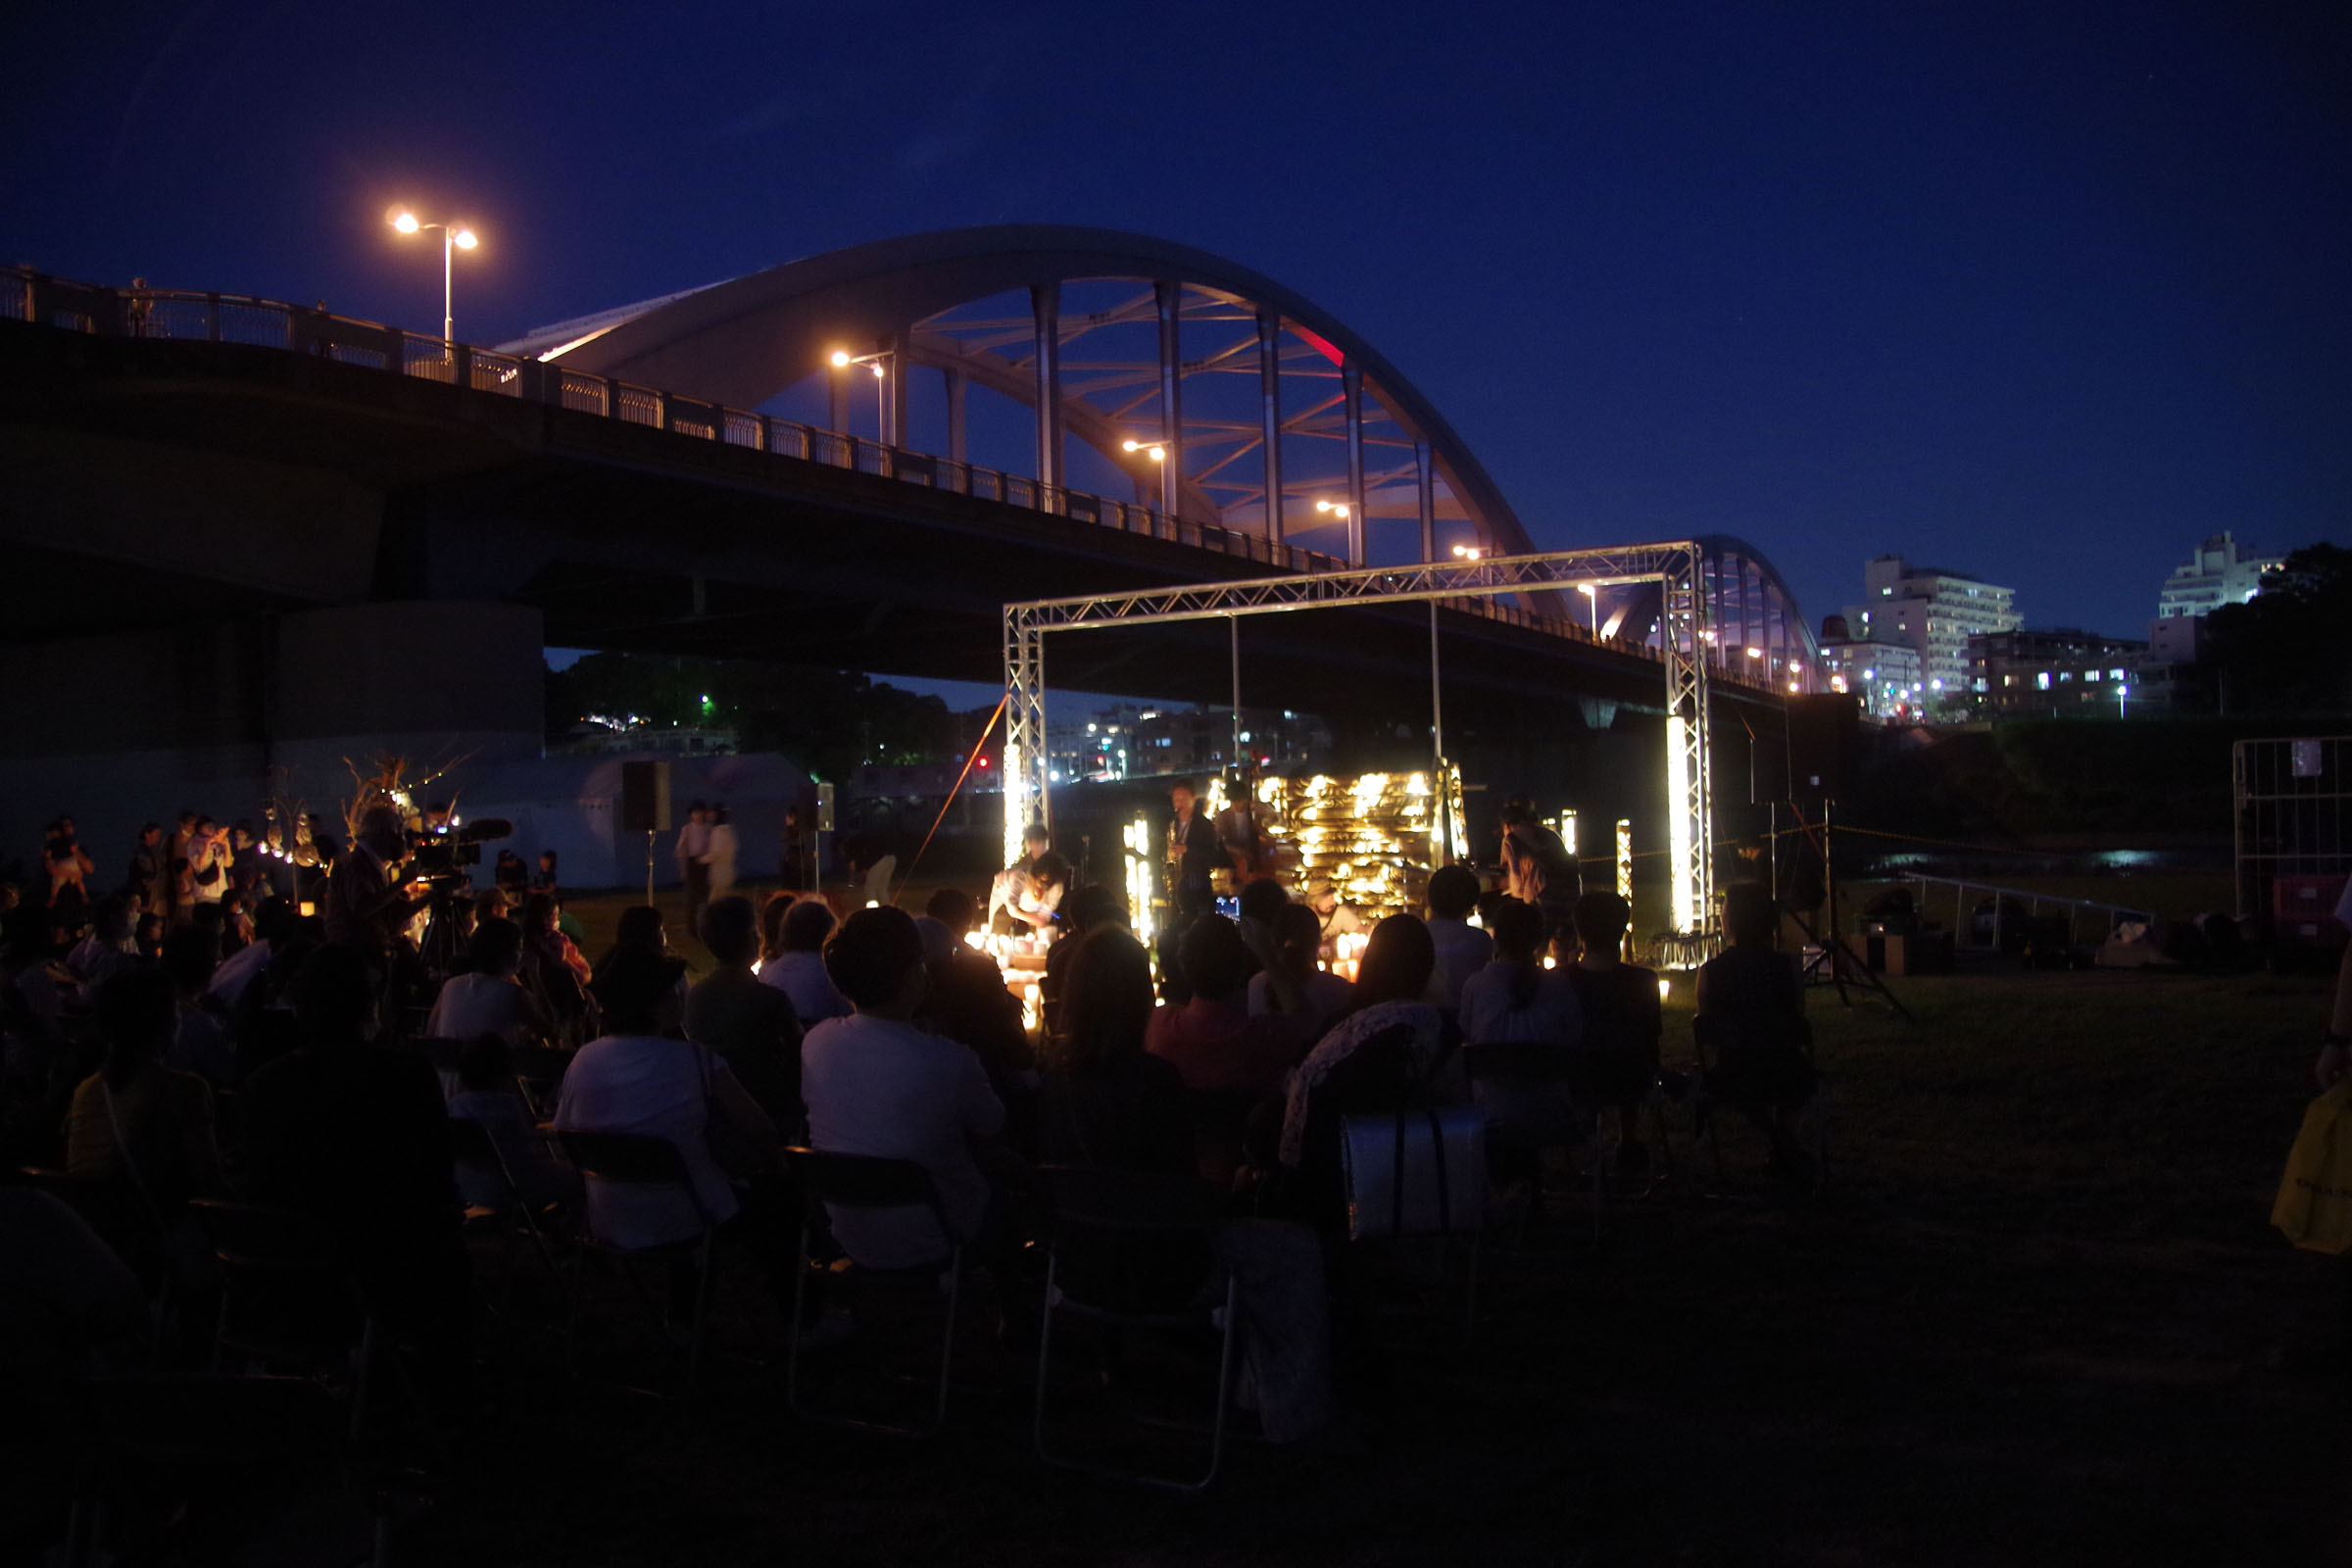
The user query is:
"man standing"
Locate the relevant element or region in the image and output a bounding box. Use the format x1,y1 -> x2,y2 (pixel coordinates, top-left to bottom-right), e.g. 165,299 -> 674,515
1164,780 -> 1221,917
780,805 -> 808,891
675,801 -> 711,938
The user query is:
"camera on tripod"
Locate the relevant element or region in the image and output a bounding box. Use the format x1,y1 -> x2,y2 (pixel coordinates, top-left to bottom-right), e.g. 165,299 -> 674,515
407,818 -> 513,885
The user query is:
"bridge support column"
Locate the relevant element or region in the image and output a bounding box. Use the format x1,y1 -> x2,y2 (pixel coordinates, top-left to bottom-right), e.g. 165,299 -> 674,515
1416,440 -> 1436,562
1257,312 -> 1283,545
1156,280 -> 1183,518
1031,283 -> 1063,501
1342,361 -> 1366,563
947,367 -> 967,466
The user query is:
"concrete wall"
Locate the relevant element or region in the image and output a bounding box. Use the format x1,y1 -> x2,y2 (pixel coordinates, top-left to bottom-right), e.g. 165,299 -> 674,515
0,602 -> 543,893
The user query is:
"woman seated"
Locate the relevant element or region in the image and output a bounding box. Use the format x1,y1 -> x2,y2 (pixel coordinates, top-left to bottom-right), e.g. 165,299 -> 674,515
65,966 -> 224,1285
1272,915 -> 1454,1232
1563,890 -> 1665,1171
1037,925 -> 1335,1444
1457,897 -> 1583,1146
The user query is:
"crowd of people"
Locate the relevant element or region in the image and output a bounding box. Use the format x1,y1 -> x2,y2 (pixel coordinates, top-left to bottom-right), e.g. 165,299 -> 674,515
0,777 -> 1826,1553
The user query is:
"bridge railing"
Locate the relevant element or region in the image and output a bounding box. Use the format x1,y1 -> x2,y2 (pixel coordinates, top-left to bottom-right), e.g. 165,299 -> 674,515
5,266 -> 1808,692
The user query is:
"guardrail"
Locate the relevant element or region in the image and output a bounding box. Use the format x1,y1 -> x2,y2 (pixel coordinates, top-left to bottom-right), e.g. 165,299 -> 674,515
1898,873 -> 2152,954
3,265 -> 1806,695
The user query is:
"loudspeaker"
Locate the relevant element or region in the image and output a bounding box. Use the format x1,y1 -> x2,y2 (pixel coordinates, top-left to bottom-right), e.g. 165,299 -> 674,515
620,760 -> 671,833
1785,693 -> 1863,805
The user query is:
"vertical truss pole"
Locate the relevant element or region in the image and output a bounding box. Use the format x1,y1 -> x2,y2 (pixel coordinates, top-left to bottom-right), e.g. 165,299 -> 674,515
1229,615 -> 1243,774
1342,361 -> 1366,564
1257,312 -> 1283,545
827,362 -> 847,438
1156,280 -> 1184,518
1429,600 -> 1446,868
1004,609 -> 1050,870
1662,550 -> 1714,935
1415,439 -> 1436,562
1031,282 -> 1062,501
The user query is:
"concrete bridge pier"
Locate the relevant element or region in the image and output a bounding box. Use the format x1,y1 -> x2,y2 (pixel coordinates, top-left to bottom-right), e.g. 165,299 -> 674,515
0,601 -> 543,871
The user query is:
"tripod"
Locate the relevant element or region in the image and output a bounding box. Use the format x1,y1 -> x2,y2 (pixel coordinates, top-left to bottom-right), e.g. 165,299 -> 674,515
1772,799 -> 1911,1021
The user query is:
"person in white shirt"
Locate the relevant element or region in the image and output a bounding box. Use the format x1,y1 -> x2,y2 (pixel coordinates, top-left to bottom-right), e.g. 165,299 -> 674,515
675,802 -> 712,938
554,946 -> 780,1252
800,906 -> 1005,1271
1247,903 -> 1355,1038
704,803 -> 740,901
758,899 -> 852,1029
423,918 -> 550,1054
1422,864 -> 1494,1013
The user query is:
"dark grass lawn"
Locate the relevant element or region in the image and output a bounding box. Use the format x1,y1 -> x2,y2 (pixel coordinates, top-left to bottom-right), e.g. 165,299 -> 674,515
406,952 -> 2351,1567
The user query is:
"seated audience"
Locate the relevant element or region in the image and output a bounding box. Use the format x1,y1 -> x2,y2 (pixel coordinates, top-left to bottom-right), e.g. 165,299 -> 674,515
1458,896 -> 1584,1145
1565,890 -> 1665,1169
1248,903 -> 1355,1037
683,895 -> 806,1133
424,917 -> 550,1051
759,898 -> 852,1030
1147,913 -> 1311,1099
1278,913 -> 1450,1175
800,906 -> 1005,1270
1422,863 -> 1494,1013
555,945 -> 780,1251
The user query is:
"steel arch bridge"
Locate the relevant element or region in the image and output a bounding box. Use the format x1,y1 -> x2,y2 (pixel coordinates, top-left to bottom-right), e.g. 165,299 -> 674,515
507,224 -> 1821,669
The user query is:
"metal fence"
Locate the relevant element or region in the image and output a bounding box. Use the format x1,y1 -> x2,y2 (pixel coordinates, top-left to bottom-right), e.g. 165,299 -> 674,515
2234,735 -> 2352,927
2,264 -> 1798,689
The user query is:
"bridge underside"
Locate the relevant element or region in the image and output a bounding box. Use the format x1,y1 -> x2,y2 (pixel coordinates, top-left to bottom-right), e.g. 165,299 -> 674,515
0,323 -> 1776,731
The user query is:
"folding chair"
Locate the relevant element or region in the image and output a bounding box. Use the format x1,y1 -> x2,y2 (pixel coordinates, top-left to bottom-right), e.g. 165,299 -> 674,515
1691,1014 -> 1828,1198
510,1044 -> 573,1120
782,1147 -> 964,1437
185,1199 -> 381,1441
556,1129 -> 721,1389
448,1112 -> 562,1279
1338,1106 -> 1488,1339
1031,1165 -> 1239,1493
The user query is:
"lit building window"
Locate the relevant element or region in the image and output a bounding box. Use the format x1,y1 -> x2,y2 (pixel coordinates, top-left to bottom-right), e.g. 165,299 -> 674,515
2036,672 -> 2051,691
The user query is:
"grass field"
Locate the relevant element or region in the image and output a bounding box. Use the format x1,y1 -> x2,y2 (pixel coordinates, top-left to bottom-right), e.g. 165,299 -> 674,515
427,883 -> 2351,1566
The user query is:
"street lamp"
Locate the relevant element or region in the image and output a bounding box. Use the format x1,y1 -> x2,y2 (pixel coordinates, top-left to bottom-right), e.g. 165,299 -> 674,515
386,207 -> 478,343
1450,543 -> 1484,561
1576,581 -> 1599,637
1120,437 -> 1167,462
828,349 -> 893,440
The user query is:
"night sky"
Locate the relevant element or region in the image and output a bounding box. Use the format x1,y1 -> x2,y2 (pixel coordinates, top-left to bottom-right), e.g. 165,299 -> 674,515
8,1 -> 2347,662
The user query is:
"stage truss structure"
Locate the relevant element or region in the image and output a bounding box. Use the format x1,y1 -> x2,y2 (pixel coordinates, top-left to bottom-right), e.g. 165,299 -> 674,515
1003,541 -> 1720,935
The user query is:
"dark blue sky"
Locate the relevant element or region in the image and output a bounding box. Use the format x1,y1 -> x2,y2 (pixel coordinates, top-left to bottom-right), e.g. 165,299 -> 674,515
8,0 -> 2346,653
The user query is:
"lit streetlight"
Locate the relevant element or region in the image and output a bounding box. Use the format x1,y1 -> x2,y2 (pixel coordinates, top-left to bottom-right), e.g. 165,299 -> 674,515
1120,437 -> 1168,462
1450,543 -> 1484,560
386,207 -> 478,343
828,348 -> 894,440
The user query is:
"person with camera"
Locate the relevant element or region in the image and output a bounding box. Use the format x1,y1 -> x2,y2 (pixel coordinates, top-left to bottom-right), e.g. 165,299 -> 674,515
323,805 -> 429,959
183,816 -> 231,912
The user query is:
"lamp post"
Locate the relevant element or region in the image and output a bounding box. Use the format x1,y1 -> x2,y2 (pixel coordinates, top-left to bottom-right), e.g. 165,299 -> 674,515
386,208 -> 477,343
829,349 -> 894,442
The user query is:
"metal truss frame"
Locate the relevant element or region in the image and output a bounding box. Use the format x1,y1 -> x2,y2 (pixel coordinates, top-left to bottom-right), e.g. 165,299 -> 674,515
1003,541 -> 1719,934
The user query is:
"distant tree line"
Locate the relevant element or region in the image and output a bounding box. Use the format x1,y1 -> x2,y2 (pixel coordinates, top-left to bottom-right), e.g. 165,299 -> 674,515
2191,543 -> 2352,715
545,653 -> 971,781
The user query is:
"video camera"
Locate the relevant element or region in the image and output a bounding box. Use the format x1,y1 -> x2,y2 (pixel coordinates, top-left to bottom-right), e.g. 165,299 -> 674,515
406,817 -> 513,885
